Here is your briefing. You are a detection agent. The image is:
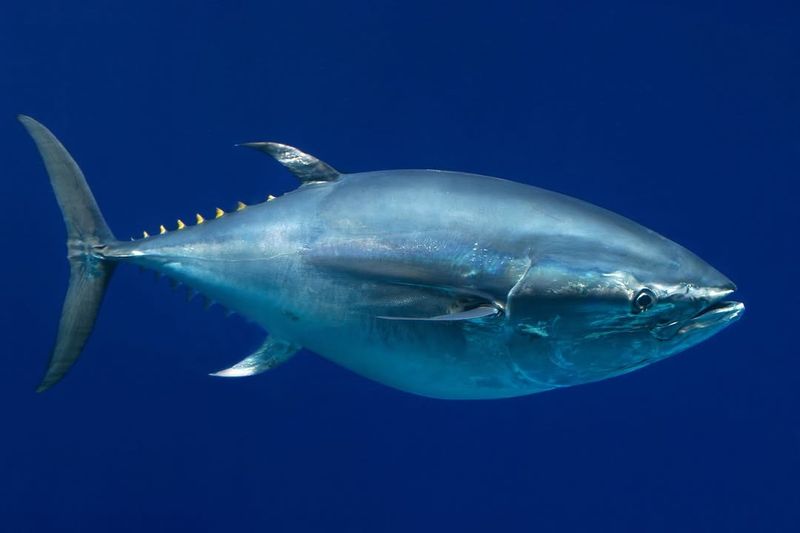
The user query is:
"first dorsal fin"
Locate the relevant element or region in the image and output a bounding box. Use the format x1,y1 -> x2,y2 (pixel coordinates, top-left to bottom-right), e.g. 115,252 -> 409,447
239,141 -> 340,184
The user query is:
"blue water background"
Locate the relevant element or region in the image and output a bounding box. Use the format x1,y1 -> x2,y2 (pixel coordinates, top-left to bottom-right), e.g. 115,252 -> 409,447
0,1 -> 797,531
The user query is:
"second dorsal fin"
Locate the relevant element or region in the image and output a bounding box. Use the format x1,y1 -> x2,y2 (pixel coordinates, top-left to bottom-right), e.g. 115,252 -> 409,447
239,141 -> 340,184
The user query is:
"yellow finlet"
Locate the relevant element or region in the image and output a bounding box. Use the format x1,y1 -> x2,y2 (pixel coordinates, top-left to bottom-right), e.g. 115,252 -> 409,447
143,230 -> 150,238
177,219 -> 186,230
159,225 -> 167,235
196,213 -> 205,224
215,207 -> 224,218
267,195 -> 276,201
236,201 -> 247,211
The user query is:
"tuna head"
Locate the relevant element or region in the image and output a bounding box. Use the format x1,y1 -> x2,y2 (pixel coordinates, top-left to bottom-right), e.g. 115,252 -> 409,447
504,207 -> 744,386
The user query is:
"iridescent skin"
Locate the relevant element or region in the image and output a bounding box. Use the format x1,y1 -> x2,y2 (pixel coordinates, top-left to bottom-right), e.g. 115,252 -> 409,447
106,170 -> 743,399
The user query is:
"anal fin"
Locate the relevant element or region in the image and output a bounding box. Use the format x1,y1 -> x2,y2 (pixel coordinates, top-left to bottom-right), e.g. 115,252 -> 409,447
210,336 -> 300,378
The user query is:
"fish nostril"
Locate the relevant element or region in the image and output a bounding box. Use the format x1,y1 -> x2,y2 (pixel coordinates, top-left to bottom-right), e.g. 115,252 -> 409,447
724,281 -> 737,293
704,269 -> 736,294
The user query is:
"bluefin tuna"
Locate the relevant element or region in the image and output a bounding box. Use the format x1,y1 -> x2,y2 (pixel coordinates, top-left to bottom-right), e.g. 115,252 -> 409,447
20,115 -> 743,398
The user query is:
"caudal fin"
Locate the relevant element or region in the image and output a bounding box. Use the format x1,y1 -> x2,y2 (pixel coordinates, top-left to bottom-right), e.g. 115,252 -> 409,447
19,115 -> 117,392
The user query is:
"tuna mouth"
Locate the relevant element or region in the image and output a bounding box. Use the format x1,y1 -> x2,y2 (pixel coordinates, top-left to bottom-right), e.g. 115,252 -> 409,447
651,298 -> 744,341
679,300 -> 745,334
692,300 -> 744,320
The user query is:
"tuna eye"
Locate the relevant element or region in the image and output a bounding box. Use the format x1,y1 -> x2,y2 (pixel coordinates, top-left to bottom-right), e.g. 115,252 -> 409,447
633,288 -> 656,312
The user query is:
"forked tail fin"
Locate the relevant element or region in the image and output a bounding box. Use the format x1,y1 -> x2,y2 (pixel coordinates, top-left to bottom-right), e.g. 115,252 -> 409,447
18,115 -> 117,392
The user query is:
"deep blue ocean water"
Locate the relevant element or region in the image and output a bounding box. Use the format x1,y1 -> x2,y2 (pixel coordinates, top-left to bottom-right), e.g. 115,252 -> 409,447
1,1 -> 797,531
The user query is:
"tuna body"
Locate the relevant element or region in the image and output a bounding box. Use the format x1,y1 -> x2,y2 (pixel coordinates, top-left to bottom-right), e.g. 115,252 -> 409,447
20,115 -> 742,397
109,170 -> 737,399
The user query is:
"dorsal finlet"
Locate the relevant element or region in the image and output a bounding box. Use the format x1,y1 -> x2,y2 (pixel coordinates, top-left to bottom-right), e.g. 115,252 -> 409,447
215,207 -> 224,218
159,225 -> 167,235
196,213 -> 205,224
238,142 -> 340,184
236,201 -> 247,211
267,194 -> 276,201
143,230 -> 149,238
177,219 -> 186,230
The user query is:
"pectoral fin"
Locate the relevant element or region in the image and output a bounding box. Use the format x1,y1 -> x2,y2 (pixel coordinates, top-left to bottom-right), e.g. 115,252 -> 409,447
378,305 -> 501,322
210,336 -> 300,378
